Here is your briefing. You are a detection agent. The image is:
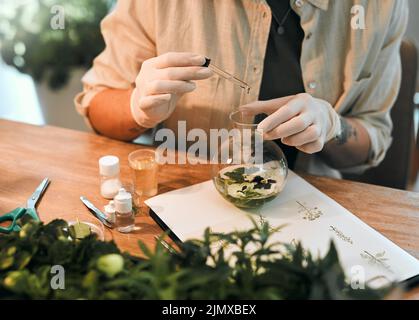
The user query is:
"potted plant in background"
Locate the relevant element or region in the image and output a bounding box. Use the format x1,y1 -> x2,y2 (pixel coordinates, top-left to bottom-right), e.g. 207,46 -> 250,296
0,0 -> 114,131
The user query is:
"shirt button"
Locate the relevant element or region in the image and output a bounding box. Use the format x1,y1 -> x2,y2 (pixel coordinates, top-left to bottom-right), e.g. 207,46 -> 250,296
305,32 -> 312,40
295,0 -> 304,8
308,81 -> 317,90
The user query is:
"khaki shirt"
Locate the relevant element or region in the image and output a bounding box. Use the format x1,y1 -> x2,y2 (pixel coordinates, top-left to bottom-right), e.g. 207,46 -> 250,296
75,0 -> 408,177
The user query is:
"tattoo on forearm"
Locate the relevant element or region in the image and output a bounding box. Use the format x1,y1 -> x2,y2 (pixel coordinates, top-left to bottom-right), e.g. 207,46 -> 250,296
335,117 -> 357,145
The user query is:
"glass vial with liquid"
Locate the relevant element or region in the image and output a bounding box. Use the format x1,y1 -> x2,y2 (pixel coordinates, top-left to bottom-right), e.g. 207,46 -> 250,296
114,188 -> 135,233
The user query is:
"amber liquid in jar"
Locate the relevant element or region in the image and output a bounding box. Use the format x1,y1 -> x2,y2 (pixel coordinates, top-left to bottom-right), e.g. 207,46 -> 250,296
129,150 -> 158,198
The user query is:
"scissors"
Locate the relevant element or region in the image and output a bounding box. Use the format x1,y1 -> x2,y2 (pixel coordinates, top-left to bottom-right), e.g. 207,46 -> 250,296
0,178 -> 50,234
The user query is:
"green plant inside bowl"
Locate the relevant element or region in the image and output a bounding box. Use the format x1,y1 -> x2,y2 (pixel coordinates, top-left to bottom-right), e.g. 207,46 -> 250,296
213,163 -> 286,208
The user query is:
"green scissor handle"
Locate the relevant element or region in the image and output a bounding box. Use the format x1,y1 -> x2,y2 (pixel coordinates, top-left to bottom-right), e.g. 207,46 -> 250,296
0,207 -> 27,234
0,208 -> 39,234
0,178 -> 48,234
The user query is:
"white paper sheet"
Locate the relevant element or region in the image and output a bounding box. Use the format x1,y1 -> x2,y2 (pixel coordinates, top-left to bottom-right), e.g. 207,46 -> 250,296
145,171 -> 419,284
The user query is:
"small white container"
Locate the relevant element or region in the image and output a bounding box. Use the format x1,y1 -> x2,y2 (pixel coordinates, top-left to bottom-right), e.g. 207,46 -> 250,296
104,200 -> 116,224
99,156 -> 122,199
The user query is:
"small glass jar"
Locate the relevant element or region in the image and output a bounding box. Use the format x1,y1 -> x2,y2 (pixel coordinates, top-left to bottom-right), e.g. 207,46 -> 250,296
99,155 -> 122,199
128,149 -> 159,198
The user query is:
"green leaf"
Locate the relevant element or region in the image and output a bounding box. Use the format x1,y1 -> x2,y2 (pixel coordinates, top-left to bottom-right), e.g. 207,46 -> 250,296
0,256 -> 14,270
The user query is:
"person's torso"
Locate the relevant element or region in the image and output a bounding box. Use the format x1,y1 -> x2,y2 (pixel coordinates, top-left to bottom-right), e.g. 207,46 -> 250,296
258,0 -> 305,169
137,0 -> 396,136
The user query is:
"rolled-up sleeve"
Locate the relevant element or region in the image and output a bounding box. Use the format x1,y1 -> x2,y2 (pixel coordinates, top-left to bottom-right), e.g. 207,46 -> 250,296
343,1 -> 409,173
74,0 -> 156,124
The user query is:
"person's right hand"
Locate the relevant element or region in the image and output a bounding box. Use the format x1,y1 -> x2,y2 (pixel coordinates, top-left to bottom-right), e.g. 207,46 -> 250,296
130,52 -> 213,128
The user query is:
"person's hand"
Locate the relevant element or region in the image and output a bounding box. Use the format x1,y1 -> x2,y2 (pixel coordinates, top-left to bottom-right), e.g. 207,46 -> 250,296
130,52 -> 213,128
239,93 -> 341,154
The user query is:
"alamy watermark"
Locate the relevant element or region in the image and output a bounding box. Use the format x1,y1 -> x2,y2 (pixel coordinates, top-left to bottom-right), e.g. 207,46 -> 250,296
351,4 -> 366,30
350,265 -> 366,290
50,5 -> 65,30
50,265 -> 65,290
154,121 -> 263,165
48,263 -> 374,292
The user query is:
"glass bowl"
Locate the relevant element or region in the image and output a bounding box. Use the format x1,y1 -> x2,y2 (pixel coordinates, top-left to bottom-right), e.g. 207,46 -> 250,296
211,110 -> 288,209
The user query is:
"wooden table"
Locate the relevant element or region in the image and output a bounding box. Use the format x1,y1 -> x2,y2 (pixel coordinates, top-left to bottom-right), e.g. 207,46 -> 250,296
1,120 -> 419,279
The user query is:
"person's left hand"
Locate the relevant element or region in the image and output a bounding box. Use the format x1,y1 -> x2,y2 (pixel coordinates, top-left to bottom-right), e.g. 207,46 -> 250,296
239,93 -> 341,154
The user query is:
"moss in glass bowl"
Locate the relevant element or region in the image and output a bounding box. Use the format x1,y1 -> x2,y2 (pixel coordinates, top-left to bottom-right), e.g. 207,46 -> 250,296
213,162 -> 286,209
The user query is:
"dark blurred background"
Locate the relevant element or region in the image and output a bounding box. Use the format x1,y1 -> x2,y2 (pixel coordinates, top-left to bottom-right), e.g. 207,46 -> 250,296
0,0 -> 418,191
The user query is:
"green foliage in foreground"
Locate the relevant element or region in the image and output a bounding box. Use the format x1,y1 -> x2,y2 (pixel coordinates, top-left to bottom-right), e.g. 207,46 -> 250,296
0,219 -> 391,299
